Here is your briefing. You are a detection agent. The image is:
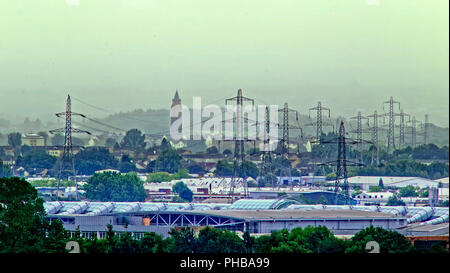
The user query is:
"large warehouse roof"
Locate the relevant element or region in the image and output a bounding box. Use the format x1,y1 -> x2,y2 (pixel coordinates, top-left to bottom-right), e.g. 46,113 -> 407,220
190,209 -> 402,220
228,199 -> 298,210
338,176 -> 441,188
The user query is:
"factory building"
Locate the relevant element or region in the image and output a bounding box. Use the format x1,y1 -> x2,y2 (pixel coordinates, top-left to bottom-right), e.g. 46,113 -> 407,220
341,176 -> 441,190
45,199 -> 448,239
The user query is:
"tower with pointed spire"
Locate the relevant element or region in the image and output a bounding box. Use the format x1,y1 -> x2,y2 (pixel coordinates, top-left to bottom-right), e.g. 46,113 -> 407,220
170,90 -> 182,128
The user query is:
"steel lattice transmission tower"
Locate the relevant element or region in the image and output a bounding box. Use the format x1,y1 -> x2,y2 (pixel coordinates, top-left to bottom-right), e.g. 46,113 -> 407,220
224,89 -> 254,201
350,112 -> 368,163
258,106 -> 275,188
335,121 -> 348,203
397,109 -> 410,148
382,97 -> 400,153
277,102 -> 302,189
305,102 -> 332,143
317,121 -> 368,204
49,95 -> 90,199
366,110 -> 385,165
424,114 -> 430,144
407,116 -> 421,148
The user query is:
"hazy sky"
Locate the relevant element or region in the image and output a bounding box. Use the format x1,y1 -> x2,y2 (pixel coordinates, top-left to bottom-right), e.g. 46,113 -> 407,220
0,0 -> 448,127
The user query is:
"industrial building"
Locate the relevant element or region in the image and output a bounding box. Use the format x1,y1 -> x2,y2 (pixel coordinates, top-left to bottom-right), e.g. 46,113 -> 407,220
341,176 -> 442,190
45,199 -> 448,240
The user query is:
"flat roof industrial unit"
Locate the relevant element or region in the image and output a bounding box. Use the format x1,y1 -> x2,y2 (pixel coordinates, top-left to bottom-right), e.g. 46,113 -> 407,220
44,200 -> 448,238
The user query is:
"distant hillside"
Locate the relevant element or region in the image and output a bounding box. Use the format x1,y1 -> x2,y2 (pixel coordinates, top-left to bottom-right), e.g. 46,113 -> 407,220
0,108 -> 447,148
95,109 -> 449,147
97,109 -> 170,135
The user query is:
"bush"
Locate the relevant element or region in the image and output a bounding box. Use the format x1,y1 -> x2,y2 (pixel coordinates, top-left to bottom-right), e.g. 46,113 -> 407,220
84,172 -> 146,202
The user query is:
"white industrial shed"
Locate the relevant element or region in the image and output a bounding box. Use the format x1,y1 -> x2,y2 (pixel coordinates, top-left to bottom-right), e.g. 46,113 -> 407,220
389,178 -> 440,189
340,176 -> 441,190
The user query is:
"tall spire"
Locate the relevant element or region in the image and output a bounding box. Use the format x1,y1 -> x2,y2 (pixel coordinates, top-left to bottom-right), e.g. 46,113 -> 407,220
172,90 -> 181,108
170,90 -> 182,132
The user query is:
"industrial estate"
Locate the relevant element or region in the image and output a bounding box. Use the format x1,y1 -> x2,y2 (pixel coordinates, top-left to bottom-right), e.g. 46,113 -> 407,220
1,88 -> 448,254
0,1 -> 448,256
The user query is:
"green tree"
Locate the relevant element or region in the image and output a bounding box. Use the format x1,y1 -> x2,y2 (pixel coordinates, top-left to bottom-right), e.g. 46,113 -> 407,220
7,132 -> 22,158
243,230 -> 255,253
346,226 -> 412,253
398,185 -> 418,197
172,181 -> 193,202
239,161 -> 259,179
0,177 -> 68,253
112,231 -> 139,253
160,137 -> 170,151
7,132 -> 21,149
138,232 -> 171,253
171,168 -> 191,180
104,137 -> 117,148
378,178 -> 384,189
168,227 -> 196,253
40,219 -> 70,253
74,147 -> 118,175
84,172 -> 146,202
206,146 -> 219,154
16,148 -> 57,173
368,186 -> 383,192
195,226 -> 245,253
155,147 -> 182,173
0,160 -> 12,178
83,233 -> 109,254
386,195 -> 406,206
214,160 -> 234,176
146,172 -> 172,182
121,129 -> 146,152
222,149 -> 232,156
118,154 -> 137,173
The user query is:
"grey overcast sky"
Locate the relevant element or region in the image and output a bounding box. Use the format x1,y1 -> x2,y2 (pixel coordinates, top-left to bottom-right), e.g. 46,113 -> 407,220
0,0 -> 448,126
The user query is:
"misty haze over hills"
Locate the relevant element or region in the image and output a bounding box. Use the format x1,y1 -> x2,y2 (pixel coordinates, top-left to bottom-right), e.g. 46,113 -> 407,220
0,106 -> 448,148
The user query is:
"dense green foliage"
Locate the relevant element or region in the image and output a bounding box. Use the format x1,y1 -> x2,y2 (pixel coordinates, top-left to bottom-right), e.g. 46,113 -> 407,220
0,160 -> 12,177
172,181 -> 193,202
0,177 -> 69,253
352,160 -> 449,180
155,147 -> 182,173
398,185 -> 419,197
30,179 -> 76,188
146,171 -> 173,182
84,172 -> 146,202
254,226 -> 348,253
120,129 -> 146,152
7,132 -> 22,149
214,159 -> 234,176
394,144 -> 449,160
16,148 -> 57,173
146,169 -> 191,183
74,147 -> 119,175
386,195 -> 406,206
118,154 -> 137,173
345,226 -> 413,253
0,180 -> 446,254
214,160 -> 259,179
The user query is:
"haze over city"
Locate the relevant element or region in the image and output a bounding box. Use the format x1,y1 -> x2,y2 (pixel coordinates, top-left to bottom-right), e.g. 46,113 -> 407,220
0,0 -> 448,127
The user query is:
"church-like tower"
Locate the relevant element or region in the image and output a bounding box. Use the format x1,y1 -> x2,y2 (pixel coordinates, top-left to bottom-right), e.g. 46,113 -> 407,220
170,90 -> 182,126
